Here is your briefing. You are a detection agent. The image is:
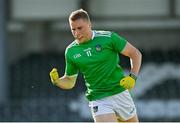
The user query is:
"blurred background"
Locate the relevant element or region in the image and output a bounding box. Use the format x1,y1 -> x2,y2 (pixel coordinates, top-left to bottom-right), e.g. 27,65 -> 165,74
0,0 -> 180,122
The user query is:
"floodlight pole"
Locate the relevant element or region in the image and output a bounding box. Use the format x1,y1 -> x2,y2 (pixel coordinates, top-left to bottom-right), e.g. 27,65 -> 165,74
0,0 -> 8,103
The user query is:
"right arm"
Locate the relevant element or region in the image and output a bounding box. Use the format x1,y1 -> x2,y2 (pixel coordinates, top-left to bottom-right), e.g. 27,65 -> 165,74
50,47 -> 79,89
54,75 -> 77,89
49,68 -> 77,89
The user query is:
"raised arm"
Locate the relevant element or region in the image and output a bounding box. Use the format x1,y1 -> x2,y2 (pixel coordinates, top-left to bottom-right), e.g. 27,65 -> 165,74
49,68 -> 77,89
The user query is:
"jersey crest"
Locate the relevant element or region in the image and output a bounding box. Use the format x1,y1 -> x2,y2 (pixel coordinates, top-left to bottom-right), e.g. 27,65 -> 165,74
95,44 -> 102,52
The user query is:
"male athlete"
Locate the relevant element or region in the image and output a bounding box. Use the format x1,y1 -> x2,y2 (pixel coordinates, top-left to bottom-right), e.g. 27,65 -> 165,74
50,9 -> 142,122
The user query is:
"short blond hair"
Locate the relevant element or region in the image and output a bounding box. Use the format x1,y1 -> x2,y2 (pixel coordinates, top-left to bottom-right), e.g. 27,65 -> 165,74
69,9 -> 90,22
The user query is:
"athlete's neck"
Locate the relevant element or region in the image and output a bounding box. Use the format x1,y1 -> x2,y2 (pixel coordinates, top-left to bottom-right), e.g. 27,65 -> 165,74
84,30 -> 93,41
77,30 -> 93,44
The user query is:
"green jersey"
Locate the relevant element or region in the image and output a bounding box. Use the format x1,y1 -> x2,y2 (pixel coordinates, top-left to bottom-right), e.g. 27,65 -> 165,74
65,30 -> 127,101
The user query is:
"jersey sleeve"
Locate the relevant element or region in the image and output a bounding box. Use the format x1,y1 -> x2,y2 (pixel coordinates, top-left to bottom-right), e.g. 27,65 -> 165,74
111,32 -> 127,53
65,49 -> 78,76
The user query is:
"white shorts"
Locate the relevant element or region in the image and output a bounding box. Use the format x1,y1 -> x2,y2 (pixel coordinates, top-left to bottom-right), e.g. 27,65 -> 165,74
89,90 -> 137,121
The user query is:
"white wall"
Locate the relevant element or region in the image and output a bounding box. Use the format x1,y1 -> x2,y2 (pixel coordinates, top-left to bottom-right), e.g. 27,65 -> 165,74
176,0 -> 180,16
11,0 -> 78,20
90,0 -> 169,17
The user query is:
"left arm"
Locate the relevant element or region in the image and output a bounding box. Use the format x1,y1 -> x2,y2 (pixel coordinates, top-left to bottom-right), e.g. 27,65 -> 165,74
111,32 -> 142,89
121,42 -> 142,75
119,42 -> 142,89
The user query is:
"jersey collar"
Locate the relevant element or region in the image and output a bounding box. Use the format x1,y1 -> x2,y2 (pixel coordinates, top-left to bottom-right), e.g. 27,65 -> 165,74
91,30 -> 95,40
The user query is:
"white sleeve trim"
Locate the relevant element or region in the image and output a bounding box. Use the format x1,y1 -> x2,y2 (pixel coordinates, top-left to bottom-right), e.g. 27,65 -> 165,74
65,74 -> 78,77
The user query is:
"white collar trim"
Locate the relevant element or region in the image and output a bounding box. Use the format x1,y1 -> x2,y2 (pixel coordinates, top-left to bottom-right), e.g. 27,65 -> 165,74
91,30 -> 95,40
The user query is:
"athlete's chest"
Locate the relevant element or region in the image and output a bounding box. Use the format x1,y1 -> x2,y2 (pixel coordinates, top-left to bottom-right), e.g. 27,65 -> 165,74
70,40 -> 114,67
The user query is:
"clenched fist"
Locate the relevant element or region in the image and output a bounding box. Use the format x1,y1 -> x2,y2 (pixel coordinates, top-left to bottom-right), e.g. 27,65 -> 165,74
120,73 -> 137,90
49,68 -> 59,85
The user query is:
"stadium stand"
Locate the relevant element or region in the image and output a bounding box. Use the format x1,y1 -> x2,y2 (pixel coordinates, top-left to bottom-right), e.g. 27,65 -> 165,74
0,48 -> 179,121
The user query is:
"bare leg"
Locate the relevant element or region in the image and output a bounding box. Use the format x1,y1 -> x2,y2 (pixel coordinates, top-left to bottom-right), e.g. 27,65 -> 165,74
117,114 -> 139,123
94,113 -> 118,122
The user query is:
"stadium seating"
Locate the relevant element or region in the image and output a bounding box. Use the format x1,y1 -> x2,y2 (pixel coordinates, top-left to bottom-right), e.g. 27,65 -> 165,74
0,49 -> 180,121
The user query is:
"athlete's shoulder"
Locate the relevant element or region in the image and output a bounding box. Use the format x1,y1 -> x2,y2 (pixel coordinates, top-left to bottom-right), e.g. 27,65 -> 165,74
67,40 -> 78,48
94,30 -> 112,38
65,40 -> 78,54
